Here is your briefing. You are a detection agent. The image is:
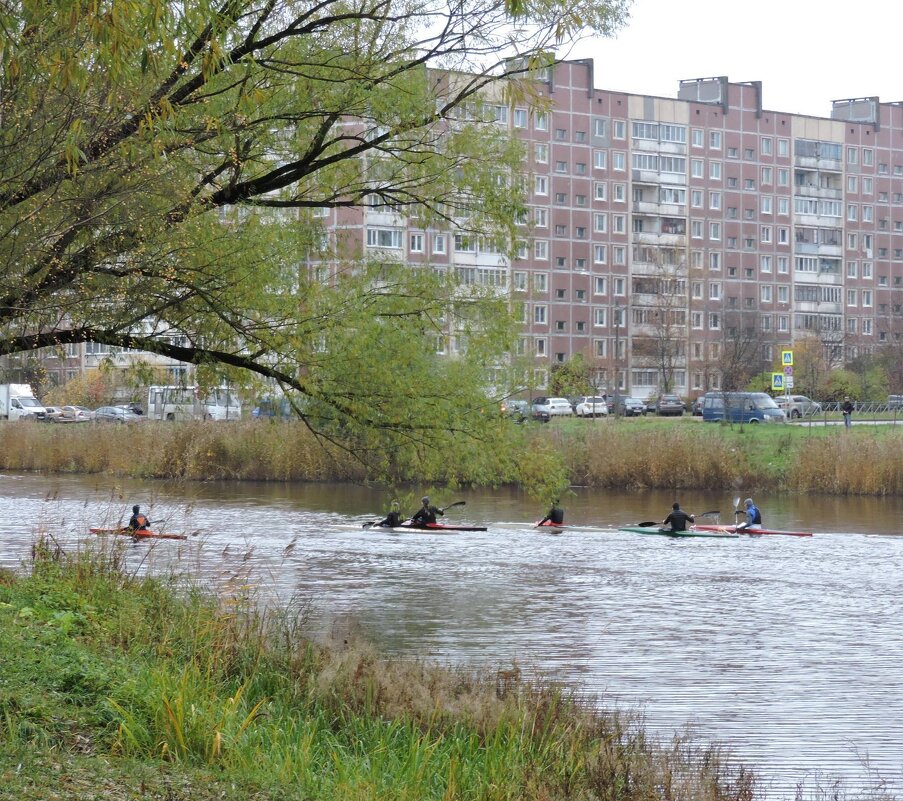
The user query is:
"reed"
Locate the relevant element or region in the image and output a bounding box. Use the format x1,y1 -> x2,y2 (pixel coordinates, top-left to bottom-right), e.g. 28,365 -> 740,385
0,540 -> 766,800
4,418 -> 903,496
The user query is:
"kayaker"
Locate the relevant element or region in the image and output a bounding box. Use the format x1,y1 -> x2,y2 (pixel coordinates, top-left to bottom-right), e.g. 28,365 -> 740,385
662,502 -> 694,532
736,498 -> 762,531
411,496 -> 443,526
128,505 -> 149,532
538,499 -> 564,526
377,500 -> 405,528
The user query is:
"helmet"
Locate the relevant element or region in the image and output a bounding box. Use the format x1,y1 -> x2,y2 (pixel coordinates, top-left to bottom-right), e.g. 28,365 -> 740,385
744,498 -> 753,507
391,500 -> 400,511
421,496 -> 430,505
132,505 -> 140,514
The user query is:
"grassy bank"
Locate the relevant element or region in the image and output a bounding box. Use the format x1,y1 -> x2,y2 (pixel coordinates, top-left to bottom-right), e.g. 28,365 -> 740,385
0,542 -> 758,800
3,418 -> 903,495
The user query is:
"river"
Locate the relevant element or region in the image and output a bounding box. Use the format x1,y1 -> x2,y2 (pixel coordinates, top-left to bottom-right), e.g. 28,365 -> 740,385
1,472 -> 902,797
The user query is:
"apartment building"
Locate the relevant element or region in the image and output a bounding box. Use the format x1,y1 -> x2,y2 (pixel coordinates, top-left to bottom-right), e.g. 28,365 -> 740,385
341,58 -> 903,399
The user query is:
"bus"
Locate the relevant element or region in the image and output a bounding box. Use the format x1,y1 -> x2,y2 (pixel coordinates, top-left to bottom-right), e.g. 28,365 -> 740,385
146,385 -> 241,421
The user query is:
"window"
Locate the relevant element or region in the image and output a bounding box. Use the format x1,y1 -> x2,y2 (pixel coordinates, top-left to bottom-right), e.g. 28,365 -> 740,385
710,131 -> 722,149
761,196 -> 772,214
744,148 -> 755,160
613,120 -> 625,139
536,338 -> 547,355
847,261 -> 858,278
575,226 -> 587,238
761,255 -> 772,272
848,175 -> 858,193
761,226 -> 772,243
613,215 -> 626,234
575,194 -> 587,207
453,233 -> 476,253
744,178 -> 755,190
710,252 -> 721,270
593,244 -> 607,263
710,161 -> 722,179
612,151 -> 626,170
366,228 -> 402,248
692,128 -> 703,147
709,282 -> 721,300
594,308 -> 607,326
593,150 -> 607,170
513,108 -> 527,128
709,313 -> 720,330
778,197 -> 789,215
593,213 -> 607,233
593,118 -> 607,137
691,189 -> 703,208
513,271 -> 527,291
847,204 -> 857,222
533,273 -> 548,292
613,246 -> 626,265
535,112 -> 548,131
594,277 -> 607,295
613,184 -> 626,202
614,277 -> 625,295
691,312 -> 703,329
691,159 -> 703,178
761,285 -> 772,302
709,222 -> 721,241
533,305 -> 547,323
555,160 -> 567,173
575,131 -> 586,143
863,177 -> 873,194
778,168 -> 789,186
863,206 -> 873,223
534,240 -> 548,259
863,290 -> 872,307
761,137 -> 773,155
863,148 -> 873,166
709,191 -> 721,210
433,234 -> 446,254
778,286 -> 789,303
534,176 -> 548,195
534,143 -> 548,163
409,233 -> 424,253
778,138 -> 789,156
554,224 -> 566,236
691,220 -> 703,239
761,166 -> 772,184
594,182 -> 607,201
847,288 -> 857,306
847,146 -> 858,165
595,340 -> 607,357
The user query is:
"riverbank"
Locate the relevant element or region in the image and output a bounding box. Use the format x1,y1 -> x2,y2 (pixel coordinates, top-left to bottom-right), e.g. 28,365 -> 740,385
2,418 -> 903,495
0,541 -> 757,800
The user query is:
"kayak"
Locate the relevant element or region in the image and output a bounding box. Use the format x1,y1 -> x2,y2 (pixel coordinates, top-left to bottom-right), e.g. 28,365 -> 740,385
534,521 -> 565,534
398,522 -> 487,532
90,527 -> 188,541
619,526 -> 739,539
692,524 -> 813,538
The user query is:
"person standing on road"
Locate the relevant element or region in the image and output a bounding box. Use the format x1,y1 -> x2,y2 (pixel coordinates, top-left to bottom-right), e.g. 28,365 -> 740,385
842,396 -> 854,428
662,502 -> 694,532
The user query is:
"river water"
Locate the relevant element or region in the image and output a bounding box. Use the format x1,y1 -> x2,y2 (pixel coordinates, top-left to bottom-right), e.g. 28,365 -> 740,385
2,472 -> 902,797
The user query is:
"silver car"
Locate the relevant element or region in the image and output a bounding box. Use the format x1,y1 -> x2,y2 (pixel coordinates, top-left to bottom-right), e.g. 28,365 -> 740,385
774,395 -> 822,419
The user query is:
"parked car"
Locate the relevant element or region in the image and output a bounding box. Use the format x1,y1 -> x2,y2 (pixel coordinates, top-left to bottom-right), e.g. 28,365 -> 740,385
615,397 -> 647,417
42,405 -> 64,422
574,396 -> 609,417
93,405 -> 145,424
500,399 -> 529,421
655,394 -> 686,416
774,395 -> 822,419
54,405 -> 92,423
531,397 -> 574,422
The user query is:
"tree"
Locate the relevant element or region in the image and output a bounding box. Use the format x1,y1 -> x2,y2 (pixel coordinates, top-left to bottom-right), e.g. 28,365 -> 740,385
628,244 -> 688,395
0,0 -> 628,475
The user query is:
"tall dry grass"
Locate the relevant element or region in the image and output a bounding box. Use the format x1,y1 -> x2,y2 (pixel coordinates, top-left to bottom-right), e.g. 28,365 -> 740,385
788,431 -> 903,495
564,425 -> 756,490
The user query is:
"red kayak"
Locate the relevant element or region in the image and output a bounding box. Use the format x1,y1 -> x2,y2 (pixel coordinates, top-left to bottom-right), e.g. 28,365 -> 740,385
534,520 -> 565,533
90,527 -> 188,541
692,524 -> 813,538
397,522 -> 487,532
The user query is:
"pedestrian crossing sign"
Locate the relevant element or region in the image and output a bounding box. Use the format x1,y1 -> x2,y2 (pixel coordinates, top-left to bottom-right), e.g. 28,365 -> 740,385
771,373 -> 784,391
782,350 -> 793,366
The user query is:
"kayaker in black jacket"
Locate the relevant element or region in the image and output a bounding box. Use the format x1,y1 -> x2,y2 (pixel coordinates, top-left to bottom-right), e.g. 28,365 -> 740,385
663,502 -> 694,531
538,500 -> 564,526
377,500 -> 405,528
128,505 -> 149,531
411,496 -> 443,526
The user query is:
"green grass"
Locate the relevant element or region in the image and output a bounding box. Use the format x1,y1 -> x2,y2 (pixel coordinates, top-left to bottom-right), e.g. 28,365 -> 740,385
0,542 -> 765,801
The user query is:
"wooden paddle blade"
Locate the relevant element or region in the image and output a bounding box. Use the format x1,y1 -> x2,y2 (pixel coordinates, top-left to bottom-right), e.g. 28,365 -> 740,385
637,521 -> 658,527
441,500 -> 466,512
698,510 -> 720,518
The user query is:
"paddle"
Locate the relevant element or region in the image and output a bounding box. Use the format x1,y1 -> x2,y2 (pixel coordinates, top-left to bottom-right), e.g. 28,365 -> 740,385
440,500 -> 466,513
363,500 -> 464,528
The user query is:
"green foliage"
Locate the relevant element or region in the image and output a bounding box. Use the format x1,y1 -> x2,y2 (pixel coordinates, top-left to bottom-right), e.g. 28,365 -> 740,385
0,543 -> 760,800
0,0 -> 631,482
820,369 -> 862,401
549,354 -> 591,397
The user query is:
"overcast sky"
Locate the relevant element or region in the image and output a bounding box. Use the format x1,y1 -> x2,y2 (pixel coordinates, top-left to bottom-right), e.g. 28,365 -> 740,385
562,0 -> 901,118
